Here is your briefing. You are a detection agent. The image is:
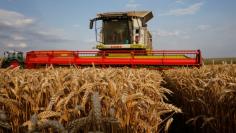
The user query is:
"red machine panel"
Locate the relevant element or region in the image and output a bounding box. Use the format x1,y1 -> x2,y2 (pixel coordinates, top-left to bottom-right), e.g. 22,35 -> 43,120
25,50 -> 202,68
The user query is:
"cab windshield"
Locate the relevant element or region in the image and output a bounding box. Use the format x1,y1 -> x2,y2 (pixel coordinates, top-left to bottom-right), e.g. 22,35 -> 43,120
103,19 -> 132,44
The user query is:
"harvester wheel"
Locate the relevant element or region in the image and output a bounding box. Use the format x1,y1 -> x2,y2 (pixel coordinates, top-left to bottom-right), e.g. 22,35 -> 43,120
10,60 -> 20,68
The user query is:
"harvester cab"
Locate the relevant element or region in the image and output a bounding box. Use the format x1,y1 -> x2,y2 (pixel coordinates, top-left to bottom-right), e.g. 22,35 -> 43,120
90,11 -> 153,51
1,51 -> 24,68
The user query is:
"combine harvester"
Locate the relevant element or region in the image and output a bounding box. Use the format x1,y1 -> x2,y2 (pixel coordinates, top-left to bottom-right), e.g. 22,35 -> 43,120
1,11 -> 202,69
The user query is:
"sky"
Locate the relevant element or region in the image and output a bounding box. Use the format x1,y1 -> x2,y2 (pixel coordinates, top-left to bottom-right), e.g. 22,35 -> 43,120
0,0 -> 235,58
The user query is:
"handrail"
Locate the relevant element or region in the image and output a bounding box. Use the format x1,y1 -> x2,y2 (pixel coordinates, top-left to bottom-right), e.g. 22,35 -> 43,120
27,50 -> 200,55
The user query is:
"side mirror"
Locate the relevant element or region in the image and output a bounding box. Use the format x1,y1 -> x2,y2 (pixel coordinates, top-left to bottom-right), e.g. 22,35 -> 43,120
89,20 -> 93,29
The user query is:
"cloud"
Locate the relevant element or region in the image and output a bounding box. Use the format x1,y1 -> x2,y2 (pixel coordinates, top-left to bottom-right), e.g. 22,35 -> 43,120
125,0 -> 140,9
160,2 -> 203,16
197,25 -> 211,31
0,9 -> 34,28
28,28 -> 67,42
0,8 -> 69,51
176,0 -> 186,4
11,34 -> 25,41
73,24 -> 80,28
6,42 -> 27,48
154,29 -> 190,39
8,0 -> 18,2
157,30 -> 180,37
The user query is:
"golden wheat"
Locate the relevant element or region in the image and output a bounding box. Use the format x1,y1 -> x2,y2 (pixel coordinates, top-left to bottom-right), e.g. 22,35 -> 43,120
0,67 -> 180,133
164,65 -> 236,133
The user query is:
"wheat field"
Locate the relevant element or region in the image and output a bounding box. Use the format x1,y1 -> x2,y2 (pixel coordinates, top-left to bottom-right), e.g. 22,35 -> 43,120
0,67 -> 181,133
164,65 -> 236,133
0,65 -> 235,133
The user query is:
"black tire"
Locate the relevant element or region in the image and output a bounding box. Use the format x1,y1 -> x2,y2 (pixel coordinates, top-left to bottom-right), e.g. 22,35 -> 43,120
1,61 -> 9,68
